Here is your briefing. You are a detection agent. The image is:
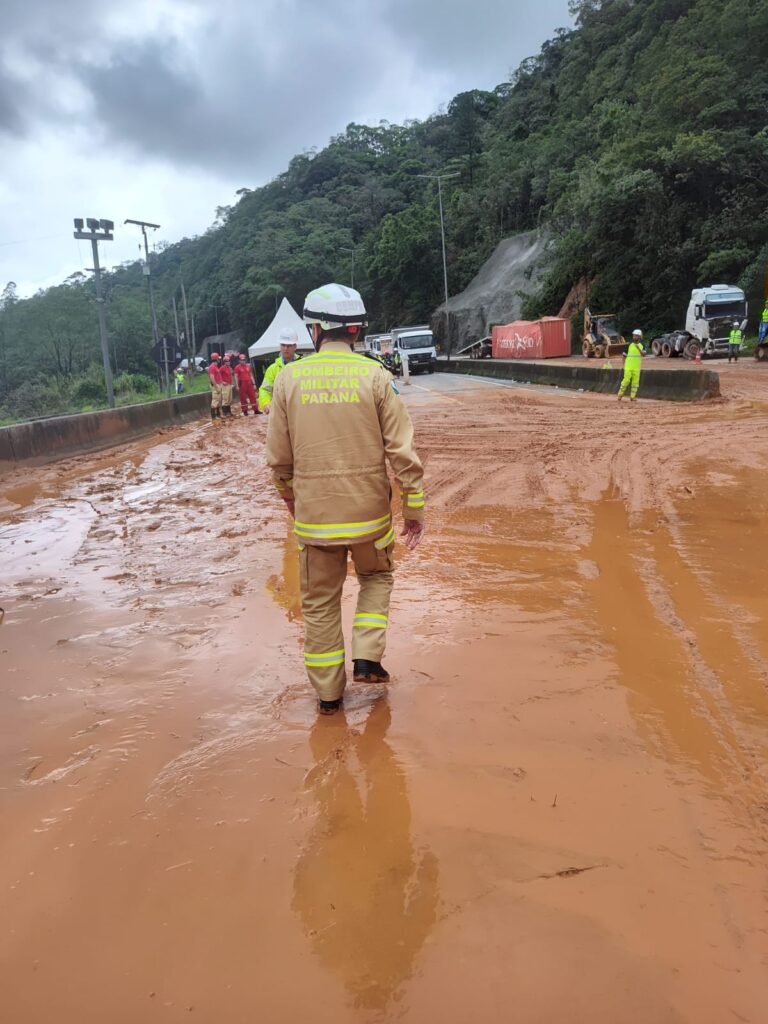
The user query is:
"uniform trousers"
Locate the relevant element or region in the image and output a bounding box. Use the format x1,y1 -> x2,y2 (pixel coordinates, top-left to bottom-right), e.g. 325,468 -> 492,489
299,540 -> 394,701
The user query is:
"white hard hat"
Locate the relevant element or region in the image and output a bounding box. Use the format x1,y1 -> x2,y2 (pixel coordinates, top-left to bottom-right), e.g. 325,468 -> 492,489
278,327 -> 298,345
303,283 -> 368,330
632,329 -> 643,337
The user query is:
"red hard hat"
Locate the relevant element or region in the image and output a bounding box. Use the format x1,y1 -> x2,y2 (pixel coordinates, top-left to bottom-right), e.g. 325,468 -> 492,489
211,352 -> 220,360
238,353 -> 246,360
223,354 -> 231,361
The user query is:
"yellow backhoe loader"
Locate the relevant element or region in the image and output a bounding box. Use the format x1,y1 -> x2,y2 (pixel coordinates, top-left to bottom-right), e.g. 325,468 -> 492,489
581,308 -> 628,358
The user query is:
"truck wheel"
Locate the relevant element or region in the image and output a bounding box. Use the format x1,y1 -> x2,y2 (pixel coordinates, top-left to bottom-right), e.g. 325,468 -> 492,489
661,341 -> 673,358
683,340 -> 700,361
651,339 -> 662,357
582,340 -> 593,358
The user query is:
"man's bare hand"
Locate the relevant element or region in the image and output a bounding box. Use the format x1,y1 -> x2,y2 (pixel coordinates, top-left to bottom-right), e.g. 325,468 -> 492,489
283,497 -> 295,518
401,519 -> 425,550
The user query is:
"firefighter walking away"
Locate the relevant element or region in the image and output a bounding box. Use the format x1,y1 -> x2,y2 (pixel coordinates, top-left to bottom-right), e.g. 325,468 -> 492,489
266,284 -> 426,715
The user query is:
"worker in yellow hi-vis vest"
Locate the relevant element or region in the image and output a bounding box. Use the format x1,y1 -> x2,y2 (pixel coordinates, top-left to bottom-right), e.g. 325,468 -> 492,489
266,284 -> 426,716
618,329 -> 646,402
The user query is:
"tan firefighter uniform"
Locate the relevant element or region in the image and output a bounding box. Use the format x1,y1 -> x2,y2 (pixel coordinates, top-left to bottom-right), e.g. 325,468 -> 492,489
265,342 -> 425,702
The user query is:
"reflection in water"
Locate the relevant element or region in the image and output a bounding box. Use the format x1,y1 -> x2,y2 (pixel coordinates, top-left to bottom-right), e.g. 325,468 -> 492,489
266,534 -> 302,622
293,701 -> 439,1011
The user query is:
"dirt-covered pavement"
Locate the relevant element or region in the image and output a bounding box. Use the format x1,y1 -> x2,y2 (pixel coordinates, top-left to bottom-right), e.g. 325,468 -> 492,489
1,366 -> 768,1023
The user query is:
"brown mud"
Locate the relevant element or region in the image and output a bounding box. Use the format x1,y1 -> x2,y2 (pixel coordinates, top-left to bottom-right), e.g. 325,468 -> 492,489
1,367 -> 767,1023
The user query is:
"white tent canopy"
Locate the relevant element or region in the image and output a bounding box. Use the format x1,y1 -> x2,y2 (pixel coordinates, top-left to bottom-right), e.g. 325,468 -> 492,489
248,298 -> 314,357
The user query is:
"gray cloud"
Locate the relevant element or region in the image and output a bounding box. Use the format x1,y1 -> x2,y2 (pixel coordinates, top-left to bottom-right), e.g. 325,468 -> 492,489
0,0 -> 572,174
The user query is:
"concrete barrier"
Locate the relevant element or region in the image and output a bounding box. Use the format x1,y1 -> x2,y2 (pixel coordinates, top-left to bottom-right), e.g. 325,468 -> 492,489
442,359 -> 720,402
0,392 -> 210,474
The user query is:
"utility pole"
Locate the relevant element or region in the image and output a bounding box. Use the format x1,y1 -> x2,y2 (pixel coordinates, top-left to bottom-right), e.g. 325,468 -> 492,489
180,281 -> 192,362
341,247 -> 356,288
73,217 -> 115,408
172,295 -> 183,372
419,172 -> 460,361
211,304 -> 224,337
124,218 -> 161,360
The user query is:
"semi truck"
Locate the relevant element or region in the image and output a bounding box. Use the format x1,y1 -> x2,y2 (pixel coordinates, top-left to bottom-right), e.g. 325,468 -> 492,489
651,284 -> 748,360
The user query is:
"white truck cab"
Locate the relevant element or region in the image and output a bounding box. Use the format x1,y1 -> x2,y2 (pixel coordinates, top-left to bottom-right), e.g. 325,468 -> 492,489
686,285 -> 747,354
389,325 -> 437,374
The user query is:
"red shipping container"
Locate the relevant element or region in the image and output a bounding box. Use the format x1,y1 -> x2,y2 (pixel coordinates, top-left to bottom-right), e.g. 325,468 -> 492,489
491,317 -> 571,359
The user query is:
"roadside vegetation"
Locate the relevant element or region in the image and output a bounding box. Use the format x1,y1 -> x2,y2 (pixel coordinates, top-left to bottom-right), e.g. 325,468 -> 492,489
1,0 -> 765,423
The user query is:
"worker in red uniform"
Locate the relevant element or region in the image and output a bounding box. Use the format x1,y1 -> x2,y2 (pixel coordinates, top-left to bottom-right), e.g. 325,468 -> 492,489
219,354 -> 234,419
207,352 -> 223,423
234,353 -> 259,416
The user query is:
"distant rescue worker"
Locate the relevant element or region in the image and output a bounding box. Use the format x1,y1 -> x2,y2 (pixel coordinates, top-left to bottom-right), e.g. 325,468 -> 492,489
234,353 -> 259,415
207,352 -> 223,422
618,329 -> 645,402
174,367 -> 185,394
259,328 -> 301,413
760,301 -> 768,344
728,321 -> 743,363
219,354 -> 234,417
266,284 -> 426,716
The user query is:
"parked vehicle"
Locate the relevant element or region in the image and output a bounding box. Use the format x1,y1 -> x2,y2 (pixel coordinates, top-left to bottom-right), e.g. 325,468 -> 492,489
581,309 -> 628,358
389,325 -> 437,374
456,337 -> 492,359
651,284 -> 748,359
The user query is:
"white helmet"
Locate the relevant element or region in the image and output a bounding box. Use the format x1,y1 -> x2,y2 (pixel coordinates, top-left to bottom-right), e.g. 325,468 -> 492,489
302,283 -> 368,330
278,327 -> 298,345
632,329 -> 643,338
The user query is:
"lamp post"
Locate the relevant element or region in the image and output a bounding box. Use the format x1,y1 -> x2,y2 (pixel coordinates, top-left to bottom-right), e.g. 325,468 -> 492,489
73,217 -> 115,408
419,172 -> 459,360
124,218 -> 161,377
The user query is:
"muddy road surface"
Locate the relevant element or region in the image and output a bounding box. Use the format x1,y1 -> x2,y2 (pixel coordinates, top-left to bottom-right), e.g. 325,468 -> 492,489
1,370 -> 767,1023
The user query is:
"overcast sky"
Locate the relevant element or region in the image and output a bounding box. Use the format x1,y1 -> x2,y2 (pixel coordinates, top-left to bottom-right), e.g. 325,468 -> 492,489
0,0 -> 572,297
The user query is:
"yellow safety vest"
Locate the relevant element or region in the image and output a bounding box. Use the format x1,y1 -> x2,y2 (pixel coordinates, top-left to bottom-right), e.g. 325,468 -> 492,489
729,329 -> 743,345
625,341 -> 644,364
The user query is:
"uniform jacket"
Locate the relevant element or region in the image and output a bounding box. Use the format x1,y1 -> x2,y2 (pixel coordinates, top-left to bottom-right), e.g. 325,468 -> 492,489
624,340 -> 645,364
220,363 -> 233,385
259,354 -> 300,409
208,363 -> 222,385
266,342 -> 425,547
234,362 -> 254,386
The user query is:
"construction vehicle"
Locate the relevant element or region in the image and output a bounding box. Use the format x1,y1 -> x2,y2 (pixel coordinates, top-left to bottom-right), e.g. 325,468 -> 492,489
581,309 -> 628,358
651,284 -> 748,359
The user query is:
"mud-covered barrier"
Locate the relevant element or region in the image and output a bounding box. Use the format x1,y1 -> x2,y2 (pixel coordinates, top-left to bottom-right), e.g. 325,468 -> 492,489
442,359 -> 720,402
0,392 -> 209,472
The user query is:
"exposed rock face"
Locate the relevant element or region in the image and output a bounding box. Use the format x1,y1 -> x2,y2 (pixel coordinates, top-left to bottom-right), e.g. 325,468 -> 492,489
431,230 -> 549,353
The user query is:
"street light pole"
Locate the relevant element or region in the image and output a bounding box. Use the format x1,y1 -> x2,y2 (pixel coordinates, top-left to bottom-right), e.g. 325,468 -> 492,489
73,217 -> 115,408
211,304 -> 223,336
419,172 -> 459,360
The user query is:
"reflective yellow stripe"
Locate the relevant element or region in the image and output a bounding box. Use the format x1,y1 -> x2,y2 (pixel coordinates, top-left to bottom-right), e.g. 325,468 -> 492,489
295,514 -> 391,541
374,527 -> 395,549
406,499 -> 425,509
295,513 -> 390,531
354,613 -> 388,630
304,649 -> 345,667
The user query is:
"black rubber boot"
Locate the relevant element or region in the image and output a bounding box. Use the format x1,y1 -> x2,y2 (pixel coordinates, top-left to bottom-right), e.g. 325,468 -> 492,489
353,659 -> 390,684
210,408 -> 217,422
318,698 -> 342,716
242,408 -> 248,416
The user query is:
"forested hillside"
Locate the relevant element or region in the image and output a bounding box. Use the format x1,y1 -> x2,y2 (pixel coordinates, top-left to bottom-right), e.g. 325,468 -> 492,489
2,0 -> 767,421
